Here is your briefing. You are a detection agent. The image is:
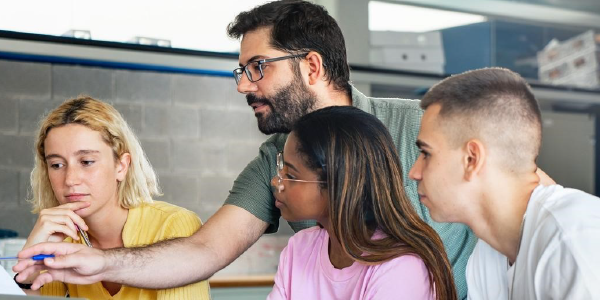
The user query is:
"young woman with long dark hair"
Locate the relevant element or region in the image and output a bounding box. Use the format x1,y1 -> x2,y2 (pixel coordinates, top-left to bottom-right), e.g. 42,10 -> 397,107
268,106 -> 457,300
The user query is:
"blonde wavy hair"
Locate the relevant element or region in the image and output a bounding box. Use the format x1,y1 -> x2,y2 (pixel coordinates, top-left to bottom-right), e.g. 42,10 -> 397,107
29,96 -> 161,213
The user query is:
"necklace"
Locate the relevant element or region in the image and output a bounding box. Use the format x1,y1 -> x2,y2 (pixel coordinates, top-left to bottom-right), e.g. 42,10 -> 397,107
509,212 -> 527,300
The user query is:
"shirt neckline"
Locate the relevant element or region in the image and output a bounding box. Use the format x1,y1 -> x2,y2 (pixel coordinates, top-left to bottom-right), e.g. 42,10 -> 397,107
319,229 -> 363,282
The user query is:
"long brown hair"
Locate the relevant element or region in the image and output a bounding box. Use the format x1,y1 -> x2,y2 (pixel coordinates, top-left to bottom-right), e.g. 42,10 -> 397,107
293,106 -> 457,300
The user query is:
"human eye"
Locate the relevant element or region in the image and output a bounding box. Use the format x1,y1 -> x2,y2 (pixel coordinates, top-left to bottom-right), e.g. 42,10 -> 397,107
81,159 -> 95,167
283,172 -> 296,180
49,162 -> 64,170
250,61 -> 263,72
419,149 -> 430,158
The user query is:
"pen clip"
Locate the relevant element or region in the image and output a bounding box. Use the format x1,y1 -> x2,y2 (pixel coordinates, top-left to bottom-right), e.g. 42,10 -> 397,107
76,226 -> 93,248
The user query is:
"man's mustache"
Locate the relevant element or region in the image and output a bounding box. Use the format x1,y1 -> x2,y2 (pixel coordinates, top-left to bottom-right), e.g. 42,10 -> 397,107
246,94 -> 272,106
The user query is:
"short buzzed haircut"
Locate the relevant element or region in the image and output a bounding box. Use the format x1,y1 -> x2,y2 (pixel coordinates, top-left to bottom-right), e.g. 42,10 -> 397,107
421,68 -> 542,173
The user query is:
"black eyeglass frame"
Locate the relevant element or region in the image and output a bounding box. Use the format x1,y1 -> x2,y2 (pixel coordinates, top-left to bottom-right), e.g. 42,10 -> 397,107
233,53 -> 309,85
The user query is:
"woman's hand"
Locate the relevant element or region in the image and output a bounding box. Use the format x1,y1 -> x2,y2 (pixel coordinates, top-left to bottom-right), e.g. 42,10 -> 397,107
24,202 -> 91,249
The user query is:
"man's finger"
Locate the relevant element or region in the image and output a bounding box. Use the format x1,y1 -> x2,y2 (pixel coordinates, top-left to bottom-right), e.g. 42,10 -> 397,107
30,271 -> 56,290
14,263 -> 46,282
18,241 -> 85,259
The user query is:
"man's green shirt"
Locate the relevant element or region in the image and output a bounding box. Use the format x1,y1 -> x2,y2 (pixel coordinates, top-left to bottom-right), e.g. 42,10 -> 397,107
224,87 -> 477,299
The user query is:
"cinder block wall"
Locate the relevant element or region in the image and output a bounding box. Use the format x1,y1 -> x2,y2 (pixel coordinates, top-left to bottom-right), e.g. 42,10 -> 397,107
0,59 -> 277,237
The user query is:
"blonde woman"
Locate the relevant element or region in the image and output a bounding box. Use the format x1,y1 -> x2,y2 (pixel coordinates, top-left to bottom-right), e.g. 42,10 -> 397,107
19,96 -> 210,299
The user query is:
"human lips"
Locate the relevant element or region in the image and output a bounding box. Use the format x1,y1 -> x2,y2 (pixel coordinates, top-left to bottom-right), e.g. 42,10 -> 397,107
247,94 -> 272,113
274,198 -> 285,209
251,102 -> 269,113
65,193 -> 89,202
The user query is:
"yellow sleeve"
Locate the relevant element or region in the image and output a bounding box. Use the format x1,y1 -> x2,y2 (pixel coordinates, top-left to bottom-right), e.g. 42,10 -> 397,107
157,208 -> 210,300
39,281 -> 67,297
157,280 -> 211,300
160,209 -> 202,239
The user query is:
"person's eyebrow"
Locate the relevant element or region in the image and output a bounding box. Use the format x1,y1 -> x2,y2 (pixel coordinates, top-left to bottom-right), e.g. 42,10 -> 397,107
75,150 -> 100,156
44,154 -> 64,160
239,55 -> 267,67
45,150 -> 100,161
416,139 -> 431,149
285,161 -> 300,173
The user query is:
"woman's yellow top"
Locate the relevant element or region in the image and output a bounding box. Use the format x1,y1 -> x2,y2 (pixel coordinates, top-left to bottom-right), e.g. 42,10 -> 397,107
40,201 -> 210,299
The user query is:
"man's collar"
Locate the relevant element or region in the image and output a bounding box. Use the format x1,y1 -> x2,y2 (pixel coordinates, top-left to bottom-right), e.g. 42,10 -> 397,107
350,85 -> 373,114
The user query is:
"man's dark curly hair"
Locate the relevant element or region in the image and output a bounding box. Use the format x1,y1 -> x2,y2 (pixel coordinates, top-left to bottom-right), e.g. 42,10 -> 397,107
227,0 -> 351,96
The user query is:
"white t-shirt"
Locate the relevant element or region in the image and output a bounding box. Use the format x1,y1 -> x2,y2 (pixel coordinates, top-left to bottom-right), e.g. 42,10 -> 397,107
467,184 -> 600,300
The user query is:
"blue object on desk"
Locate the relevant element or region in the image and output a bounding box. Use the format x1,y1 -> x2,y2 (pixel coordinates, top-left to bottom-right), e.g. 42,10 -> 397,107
0,254 -> 55,261
0,229 -> 18,238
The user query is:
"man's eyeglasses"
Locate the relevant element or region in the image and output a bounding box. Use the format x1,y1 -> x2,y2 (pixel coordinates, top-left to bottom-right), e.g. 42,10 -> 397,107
233,53 -> 308,85
275,152 -> 325,192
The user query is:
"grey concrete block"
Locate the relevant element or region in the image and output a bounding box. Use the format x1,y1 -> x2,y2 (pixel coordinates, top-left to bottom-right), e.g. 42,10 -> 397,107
0,207 -> 37,237
171,74 -> 209,106
172,140 -> 203,171
142,105 -> 169,137
230,95 -> 249,110
52,65 -> 114,101
140,139 -> 170,170
0,134 -> 35,168
199,175 -> 236,213
115,70 -> 171,104
227,90 -> 249,110
0,98 -> 18,132
239,111 -> 270,141
0,60 -> 51,100
18,99 -> 62,134
175,75 -> 240,108
200,109 -> 251,140
157,173 -> 200,209
0,169 -> 19,208
194,208 -> 214,225
142,105 -> 199,138
112,103 -> 143,135
19,170 -> 31,207
199,143 -> 228,174
168,106 -> 199,138
227,141 -> 265,174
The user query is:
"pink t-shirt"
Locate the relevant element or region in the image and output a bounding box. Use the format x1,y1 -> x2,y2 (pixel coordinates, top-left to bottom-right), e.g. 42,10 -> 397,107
268,227 -> 434,300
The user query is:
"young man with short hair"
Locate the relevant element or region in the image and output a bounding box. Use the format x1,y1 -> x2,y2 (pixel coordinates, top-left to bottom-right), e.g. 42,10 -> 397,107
409,67 -> 600,299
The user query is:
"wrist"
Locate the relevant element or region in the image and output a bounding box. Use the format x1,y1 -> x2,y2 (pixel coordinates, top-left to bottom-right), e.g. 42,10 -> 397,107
102,248 -> 122,282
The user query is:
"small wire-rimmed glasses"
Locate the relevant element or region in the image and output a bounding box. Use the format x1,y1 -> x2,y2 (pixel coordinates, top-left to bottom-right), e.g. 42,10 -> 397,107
275,152 -> 325,192
233,53 -> 309,85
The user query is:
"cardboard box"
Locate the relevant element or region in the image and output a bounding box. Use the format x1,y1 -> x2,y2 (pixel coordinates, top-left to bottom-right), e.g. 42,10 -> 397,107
537,30 -> 600,88
538,31 -> 600,67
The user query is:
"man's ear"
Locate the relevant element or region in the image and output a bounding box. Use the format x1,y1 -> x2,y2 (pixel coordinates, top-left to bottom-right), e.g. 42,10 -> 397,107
305,51 -> 325,85
116,153 -> 131,182
464,139 -> 485,181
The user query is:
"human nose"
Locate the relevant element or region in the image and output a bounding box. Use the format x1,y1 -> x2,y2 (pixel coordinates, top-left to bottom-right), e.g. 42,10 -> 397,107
271,175 -> 284,193
409,155 -> 423,181
236,72 -> 258,94
65,166 -> 82,186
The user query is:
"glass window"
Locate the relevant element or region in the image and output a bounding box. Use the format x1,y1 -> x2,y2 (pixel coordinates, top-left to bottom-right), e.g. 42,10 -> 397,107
0,0 -> 268,53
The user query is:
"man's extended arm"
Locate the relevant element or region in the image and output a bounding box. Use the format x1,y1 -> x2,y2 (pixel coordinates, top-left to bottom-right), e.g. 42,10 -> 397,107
15,205 -> 268,290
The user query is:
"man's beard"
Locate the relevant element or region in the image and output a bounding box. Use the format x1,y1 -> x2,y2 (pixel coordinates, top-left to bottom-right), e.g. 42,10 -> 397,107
246,76 -> 317,135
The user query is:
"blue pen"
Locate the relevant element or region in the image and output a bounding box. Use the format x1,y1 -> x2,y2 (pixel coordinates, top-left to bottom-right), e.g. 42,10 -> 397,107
0,254 -> 55,261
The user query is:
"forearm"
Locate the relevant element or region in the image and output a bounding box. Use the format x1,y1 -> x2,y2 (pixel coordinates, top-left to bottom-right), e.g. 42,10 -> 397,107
101,205 -> 268,289
101,237 -> 217,288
